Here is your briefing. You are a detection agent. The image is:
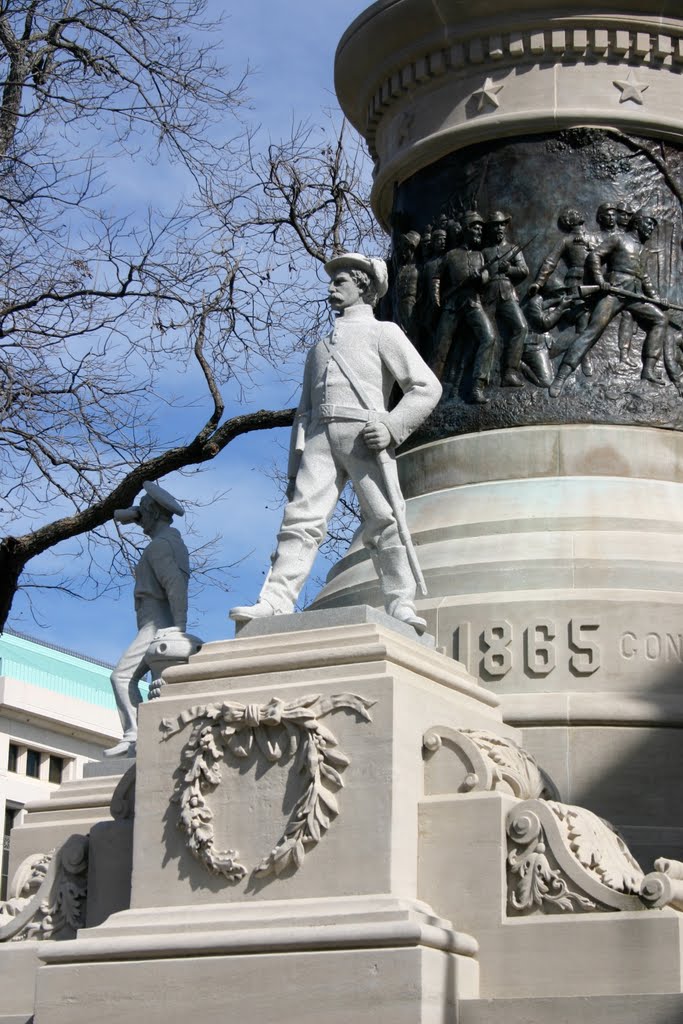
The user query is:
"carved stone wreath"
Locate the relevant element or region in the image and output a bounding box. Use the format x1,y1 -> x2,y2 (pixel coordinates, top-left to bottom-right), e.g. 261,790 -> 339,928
161,692 -> 375,882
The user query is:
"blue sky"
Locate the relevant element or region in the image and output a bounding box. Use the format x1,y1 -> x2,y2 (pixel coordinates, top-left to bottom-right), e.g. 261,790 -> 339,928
6,0 -> 375,663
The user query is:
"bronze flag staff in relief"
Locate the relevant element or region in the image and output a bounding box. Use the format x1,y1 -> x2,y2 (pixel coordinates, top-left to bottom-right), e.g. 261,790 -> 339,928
230,253 -> 441,634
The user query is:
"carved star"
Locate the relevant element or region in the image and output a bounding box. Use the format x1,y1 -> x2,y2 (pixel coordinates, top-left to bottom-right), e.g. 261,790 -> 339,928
472,76 -> 504,112
613,71 -> 649,105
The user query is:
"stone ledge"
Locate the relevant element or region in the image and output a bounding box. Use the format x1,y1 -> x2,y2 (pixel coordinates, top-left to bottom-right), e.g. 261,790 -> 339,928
38,896 -> 478,964
234,604 -> 435,647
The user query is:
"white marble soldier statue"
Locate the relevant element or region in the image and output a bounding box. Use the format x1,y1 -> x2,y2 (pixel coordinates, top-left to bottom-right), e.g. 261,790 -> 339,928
230,252 -> 442,633
105,481 -> 190,757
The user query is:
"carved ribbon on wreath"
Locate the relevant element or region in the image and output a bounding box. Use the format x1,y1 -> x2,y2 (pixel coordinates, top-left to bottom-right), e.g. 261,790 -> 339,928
161,693 -> 375,881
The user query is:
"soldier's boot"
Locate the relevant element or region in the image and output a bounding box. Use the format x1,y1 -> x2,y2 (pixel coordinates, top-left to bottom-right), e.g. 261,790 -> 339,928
549,363 -> 573,397
229,596 -> 284,622
229,536 -> 318,622
581,351 -> 594,376
375,544 -> 426,635
642,357 -> 665,385
104,739 -> 137,758
471,378 -> 490,404
104,670 -> 140,757
501,367 -> 525,387
522,342 -> 554,387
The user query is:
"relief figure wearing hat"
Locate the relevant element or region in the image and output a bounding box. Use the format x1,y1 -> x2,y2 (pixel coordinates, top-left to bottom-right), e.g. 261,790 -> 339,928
527,207 -> 595,379
418,221 -> 448,353
430,210 -> 496,404
104,481 -> 190,757
230,252 -> 442,633
392,229 -> 421,341
481,210 -> 529,388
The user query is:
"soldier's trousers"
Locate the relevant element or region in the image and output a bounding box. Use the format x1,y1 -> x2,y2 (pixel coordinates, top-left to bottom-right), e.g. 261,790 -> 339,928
111,599 -> 172,739
432,302 -> 496,382
259,419 -> 416,615
489,296 -> 528,370
561,293 -> 665,371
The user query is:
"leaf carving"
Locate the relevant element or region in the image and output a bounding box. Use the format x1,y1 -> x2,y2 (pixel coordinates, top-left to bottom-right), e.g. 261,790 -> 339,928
163,692 -> 375,882
547,802 -> 643,894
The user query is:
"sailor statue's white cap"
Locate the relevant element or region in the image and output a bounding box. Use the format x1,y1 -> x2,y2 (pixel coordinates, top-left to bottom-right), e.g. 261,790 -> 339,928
324,252 -> 389,299
142,480 -> 184,517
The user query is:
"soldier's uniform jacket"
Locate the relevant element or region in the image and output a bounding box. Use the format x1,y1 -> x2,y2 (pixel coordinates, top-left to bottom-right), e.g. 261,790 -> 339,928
288,303 -> 441,477
439,247 -> 487,311
133,525 -> 190,630
422,254 -> 445,308
481,242 -> 529,303
587,233 -> 657,298
535,230 -> 593,291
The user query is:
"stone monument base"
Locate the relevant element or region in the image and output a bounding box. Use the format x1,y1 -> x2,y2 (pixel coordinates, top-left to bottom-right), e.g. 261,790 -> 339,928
36,897 -> 478,1024
27,612 -> 502,1022
0,611 -> 677,1023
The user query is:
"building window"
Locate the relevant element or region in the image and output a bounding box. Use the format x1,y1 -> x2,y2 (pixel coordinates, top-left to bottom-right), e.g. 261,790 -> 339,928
25,749 -> 40,778
48,755 -> 64,785
6,743 -> 69,782
2,805 -> 20,900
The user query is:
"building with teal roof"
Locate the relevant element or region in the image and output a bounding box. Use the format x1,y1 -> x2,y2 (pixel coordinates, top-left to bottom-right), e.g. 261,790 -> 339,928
0,629 -> 121,899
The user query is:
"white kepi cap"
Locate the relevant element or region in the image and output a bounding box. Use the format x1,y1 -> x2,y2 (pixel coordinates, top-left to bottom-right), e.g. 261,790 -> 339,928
143,480 -> 185,517
324,252 -> 389,299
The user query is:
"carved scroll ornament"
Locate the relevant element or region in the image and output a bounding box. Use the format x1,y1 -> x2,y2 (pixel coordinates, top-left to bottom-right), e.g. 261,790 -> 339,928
0,834 -> 88,942
423,726 -> 558,799
507,799 -> 647,916
161,693 -> 375,882
641,857 -> 683,911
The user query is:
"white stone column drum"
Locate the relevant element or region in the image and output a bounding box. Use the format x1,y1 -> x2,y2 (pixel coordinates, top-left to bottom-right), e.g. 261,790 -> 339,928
313,424 -> 683,861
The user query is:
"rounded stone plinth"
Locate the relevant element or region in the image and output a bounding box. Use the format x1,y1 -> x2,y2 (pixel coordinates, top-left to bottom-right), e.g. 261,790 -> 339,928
312,423 -> 683,859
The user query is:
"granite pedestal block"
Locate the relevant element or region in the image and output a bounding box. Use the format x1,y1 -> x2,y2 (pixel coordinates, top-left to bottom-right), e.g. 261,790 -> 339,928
32,613 -> 505,1023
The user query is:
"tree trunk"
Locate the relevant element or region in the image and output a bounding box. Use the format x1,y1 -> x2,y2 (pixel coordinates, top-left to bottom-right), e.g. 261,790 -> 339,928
0,536 -> 28,631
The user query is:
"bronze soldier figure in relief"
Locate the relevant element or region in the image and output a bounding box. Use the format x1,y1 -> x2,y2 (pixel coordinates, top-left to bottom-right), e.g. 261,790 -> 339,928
481,210 -> 529,388
549,208 -> 667,396
431,210 -> 496,404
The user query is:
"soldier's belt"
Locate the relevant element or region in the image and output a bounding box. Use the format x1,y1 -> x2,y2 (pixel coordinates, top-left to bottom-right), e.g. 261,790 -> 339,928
319,404 -> 371,422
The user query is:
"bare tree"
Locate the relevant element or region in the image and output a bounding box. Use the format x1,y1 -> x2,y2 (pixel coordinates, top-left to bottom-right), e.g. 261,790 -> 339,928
0,0 -> 376,630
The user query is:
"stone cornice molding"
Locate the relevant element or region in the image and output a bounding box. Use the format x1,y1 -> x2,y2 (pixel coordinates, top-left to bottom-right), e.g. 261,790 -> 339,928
365,22 -> 683,139
336,3 -> 683,225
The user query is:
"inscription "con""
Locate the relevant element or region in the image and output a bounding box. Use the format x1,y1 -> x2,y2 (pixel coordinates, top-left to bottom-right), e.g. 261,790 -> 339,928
619,632 -> 683,662
453,619 -> 601,680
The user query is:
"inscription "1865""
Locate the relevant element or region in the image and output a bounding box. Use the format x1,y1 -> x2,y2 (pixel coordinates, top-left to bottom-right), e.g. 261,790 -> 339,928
453,619 -> 601,680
